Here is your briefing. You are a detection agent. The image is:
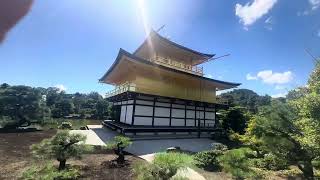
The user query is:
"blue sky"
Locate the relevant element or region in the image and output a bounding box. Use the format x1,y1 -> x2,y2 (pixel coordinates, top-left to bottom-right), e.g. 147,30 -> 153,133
0,0 -> 319,97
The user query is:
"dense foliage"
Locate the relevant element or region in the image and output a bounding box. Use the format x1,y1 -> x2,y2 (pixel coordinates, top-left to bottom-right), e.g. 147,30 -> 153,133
0,85 -> 48,128
31,131 -> 92,170
0,83 -> 111,129
194,144 -> 227,171
225,62 -> 320,179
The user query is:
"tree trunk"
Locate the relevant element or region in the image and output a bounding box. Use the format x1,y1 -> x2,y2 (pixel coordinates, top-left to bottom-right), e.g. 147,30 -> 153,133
116,147 -> 125,164
58,159 -> 66,171
298,160 -> 314,180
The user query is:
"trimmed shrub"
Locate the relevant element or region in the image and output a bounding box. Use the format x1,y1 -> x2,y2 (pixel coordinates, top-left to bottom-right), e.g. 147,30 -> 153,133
219,148 -> 254,179
194,144 -> 227,171
153,152 -> 193,179
133,152 -> 193,180
58,121 -> 72,129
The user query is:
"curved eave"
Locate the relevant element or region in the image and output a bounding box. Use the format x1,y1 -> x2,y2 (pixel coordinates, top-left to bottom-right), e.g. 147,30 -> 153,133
99,49 -> 241,88
134,30 -> 215,60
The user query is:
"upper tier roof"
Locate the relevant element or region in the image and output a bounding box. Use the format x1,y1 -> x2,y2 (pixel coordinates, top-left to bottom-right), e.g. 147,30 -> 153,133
99,49 -> 240,90
134,30 -> 215,66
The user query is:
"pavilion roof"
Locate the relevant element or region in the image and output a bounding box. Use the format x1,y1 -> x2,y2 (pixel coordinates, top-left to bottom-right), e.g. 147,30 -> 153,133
99,49 -> 240,90
134,30 -> 215,65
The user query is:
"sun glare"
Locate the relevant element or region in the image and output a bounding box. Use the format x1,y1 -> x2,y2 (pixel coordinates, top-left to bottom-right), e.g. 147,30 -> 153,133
137,0 -> 150,36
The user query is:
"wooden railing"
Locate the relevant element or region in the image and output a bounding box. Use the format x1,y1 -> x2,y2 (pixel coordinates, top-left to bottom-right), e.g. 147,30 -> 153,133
105,82 -> 136,98
151,56 -> 203,76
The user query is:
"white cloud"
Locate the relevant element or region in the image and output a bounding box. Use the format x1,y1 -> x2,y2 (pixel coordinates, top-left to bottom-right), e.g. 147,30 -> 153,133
257,70 -> 293,84
310,0 -> 320,10
246,73 -> 258,80
247,70 -> 293,84
205,74 -> 213,78
271,92 -> 287,98
55,84 -> 67,92
298,0 -> 320,16
235,0 -> 278,28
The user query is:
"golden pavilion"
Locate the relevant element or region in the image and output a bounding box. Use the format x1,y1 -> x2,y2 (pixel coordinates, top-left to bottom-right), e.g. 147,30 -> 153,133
99,30 -> 240,136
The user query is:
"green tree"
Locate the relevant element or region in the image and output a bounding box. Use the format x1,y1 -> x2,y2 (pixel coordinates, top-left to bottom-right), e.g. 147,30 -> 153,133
51,99 -> 75,118
0,85 -> 46,128
31,131 -> 92,170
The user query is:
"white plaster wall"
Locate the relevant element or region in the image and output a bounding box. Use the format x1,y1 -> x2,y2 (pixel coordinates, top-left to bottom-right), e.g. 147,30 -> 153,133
172,104 -> 185,108
187,105 -> 195,109
155,102 -> 170,107
127,100 -> 134,104
171,118 -> 185,126
157,98 -> 170,102
155,107 -> 170,117
125,105 -> 133,124
186,120 -> 195,126
206,120 -> 215,127
135,105 -> 153,116
138,95 -> 154,101
206,108 -> 215,111
172,109 -> 185,118
136,100 -> 153,105
196,111 -> 204,119
154,118 -> 170,126
121,101 -> 128,105
134,117 -> 152,125
196,120 -> 205,126
186,110 -> 195,118
205,112 -> 215,120
120,106 -> 126,123
197,107 -> 204,110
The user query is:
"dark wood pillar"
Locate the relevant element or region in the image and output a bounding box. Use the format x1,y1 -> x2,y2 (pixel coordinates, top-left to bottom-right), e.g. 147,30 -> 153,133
214,104 -> 218,128
169,100 -> 172,126
184,102 -> 187,126
131,95 -> 136,125
204,104 -> 206,127
152,97 -> 156,126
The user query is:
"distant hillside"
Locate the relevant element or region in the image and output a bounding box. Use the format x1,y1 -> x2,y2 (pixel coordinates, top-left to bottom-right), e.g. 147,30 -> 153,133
218,89 -> 271,113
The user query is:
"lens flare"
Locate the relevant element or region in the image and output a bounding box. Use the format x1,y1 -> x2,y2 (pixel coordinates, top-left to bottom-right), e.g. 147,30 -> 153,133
137,0 -> 150,36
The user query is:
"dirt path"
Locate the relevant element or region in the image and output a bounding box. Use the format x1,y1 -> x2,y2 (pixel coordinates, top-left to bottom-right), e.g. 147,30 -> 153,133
0,130 -> 57,179
0,130 -> 142,180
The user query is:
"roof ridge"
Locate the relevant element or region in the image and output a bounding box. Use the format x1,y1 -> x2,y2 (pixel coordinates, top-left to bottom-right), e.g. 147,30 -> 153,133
133,30 -> 215,59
